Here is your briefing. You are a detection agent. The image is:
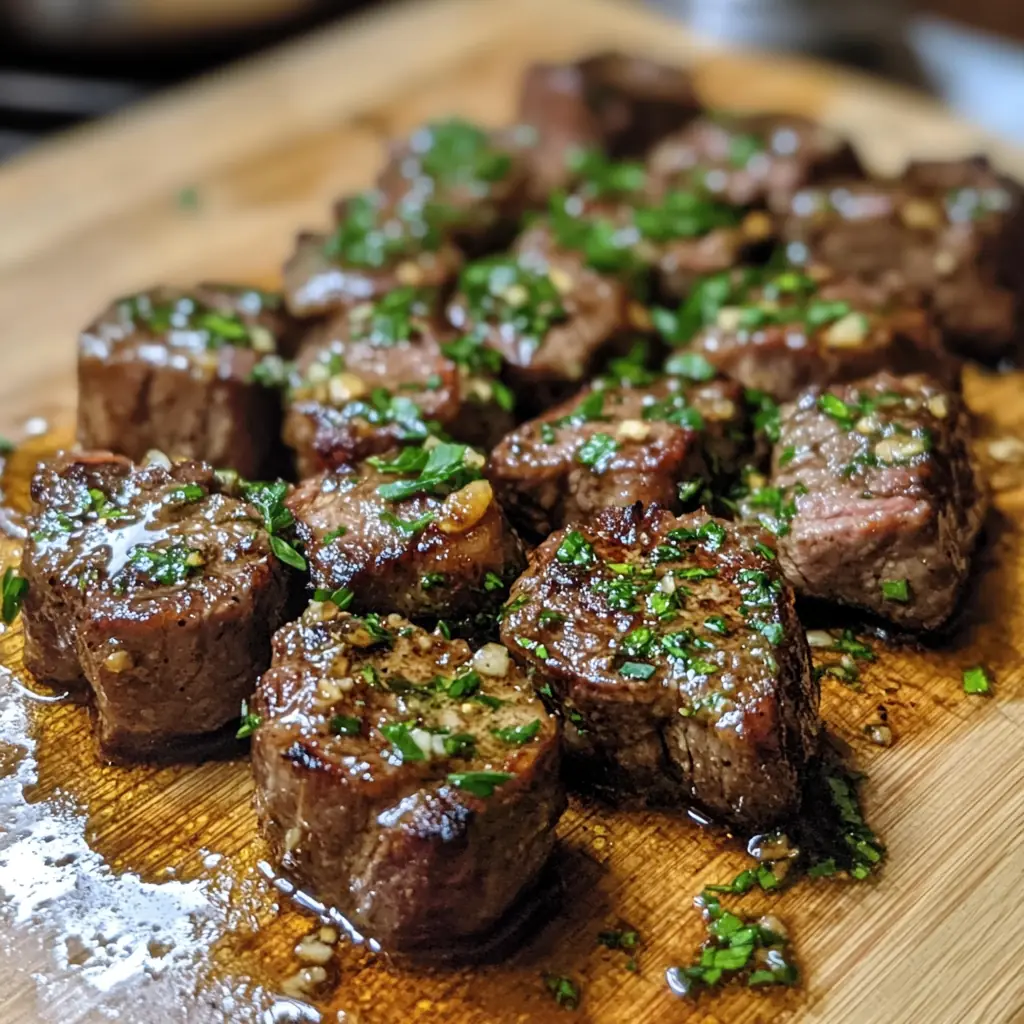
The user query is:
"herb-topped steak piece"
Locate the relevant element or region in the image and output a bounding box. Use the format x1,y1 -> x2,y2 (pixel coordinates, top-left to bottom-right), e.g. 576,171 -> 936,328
500,505 -> 818,826
77,285 -> 294,478
647,113 -> 862,213
781,156 -> 1024,363
284,288 -> 456,475
21,453 -> 290,759
659,264 -> 954,402
518,52 -> 698,198
283,191 -> 463,319
487,366 -> 745,539
766,372 -> 985,630
376,118 -> 534,251
446,250 -> 630,414
536,151 -> 773,301
287,441 -> 525,631
251,608 -> 564,954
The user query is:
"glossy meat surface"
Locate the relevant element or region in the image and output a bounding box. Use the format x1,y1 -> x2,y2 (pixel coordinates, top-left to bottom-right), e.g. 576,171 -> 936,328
77,284 -> 294,478
288,442 -> 525,630
766,372 -> 985,630
668,264 -> 954,402
500,504 -> 818,826
647,113 -> 862,213
781,156 -> 1024,362
21,452 -> 290,758
283,192 -> 463,319
488,373 -> 745,538
251,609 -> 564,952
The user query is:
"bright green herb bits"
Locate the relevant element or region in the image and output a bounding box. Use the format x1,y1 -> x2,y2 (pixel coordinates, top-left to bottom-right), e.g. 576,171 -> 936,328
962,666 -> 992,695
881,578 -> 910,603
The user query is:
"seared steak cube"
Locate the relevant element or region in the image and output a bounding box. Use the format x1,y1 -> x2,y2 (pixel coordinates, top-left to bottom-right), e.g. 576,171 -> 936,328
283,288 -> 457,476
518,53 -> 698,198
660,264 -> 954,401
21,453 -> 290,758
487,371 -> 745,539
446,248 -> 631,414
251,609 -> 564,953
765,372 -> 985,630
782,157 -> 1024,363
647,113 -> 862,213
283,191 -> 462,319
539,151 -> 772,300
500,504 -> 818,826
288,441 -> 525,630
376,118 -> 534,250
77,285 -> 294,478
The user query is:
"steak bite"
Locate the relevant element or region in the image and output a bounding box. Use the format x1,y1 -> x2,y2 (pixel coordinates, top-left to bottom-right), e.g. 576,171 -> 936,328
647,113 -> 862,213
501,505 -> 818,827
446,248 -> 631,414
282,191 -> 463,319
487,368 -> 746,539
283,287 -> 457,476
765,372 -> 985,631
781,156 -> 1024,363
77,285 -> 294,478
517,53 -> 698,197
21,452 -> 290,759
660,263 -> 954,402
288,441 -> 525,631
376,118 -> 534,250
251,609 -> 564,953
538,151 -> 772,300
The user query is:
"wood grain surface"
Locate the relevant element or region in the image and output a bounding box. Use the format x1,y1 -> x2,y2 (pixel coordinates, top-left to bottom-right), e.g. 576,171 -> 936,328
0,1 -> 1022,1022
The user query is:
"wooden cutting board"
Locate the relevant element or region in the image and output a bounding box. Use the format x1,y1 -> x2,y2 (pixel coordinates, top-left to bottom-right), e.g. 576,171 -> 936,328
1,1 -> 1023,1022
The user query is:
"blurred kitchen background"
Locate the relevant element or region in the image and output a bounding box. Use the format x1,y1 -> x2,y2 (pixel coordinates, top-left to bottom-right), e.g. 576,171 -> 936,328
1,0 -> 1023,162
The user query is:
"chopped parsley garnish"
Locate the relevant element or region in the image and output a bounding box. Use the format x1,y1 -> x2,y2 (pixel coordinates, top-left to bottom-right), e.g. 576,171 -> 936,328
516,636 -> 549,660
598,929 -> 639,951
351,286 -> 430,345
420,572 -> 447,591
372,442 -> 481,501
88,488 -> 130,521
459,256 -> 566,345
379,509 -> 436,535
881,578 -> 910,602
498,594 -> 530,621
442,732 -> 477,757
330,715 -> 362,736
242,480 -> 307,570
447,771 -> 513,797
555,530 -> 596,567
483,571 -> 504,592
570,149 -> 647,199
322,526 -> 346,543
129,544 -> 203,586
620,661 -> 656,680
666,891 -> 797,997
312,586 -> 354,610
120,293 -> 270,351
1,567 -> 28,625
576,432 -> 619,472
236,699 -> 260,739
664,350 -> 717,382
962,665 -> 992,695
380,721 -> 425,762
543,974 -> 581,1010
704,615 -> 729,635
165,483 -> 205,505
414,118 -> 512,186
492,719 -> 541,745
538,609 -> 565,628
323,191 -> 442,267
